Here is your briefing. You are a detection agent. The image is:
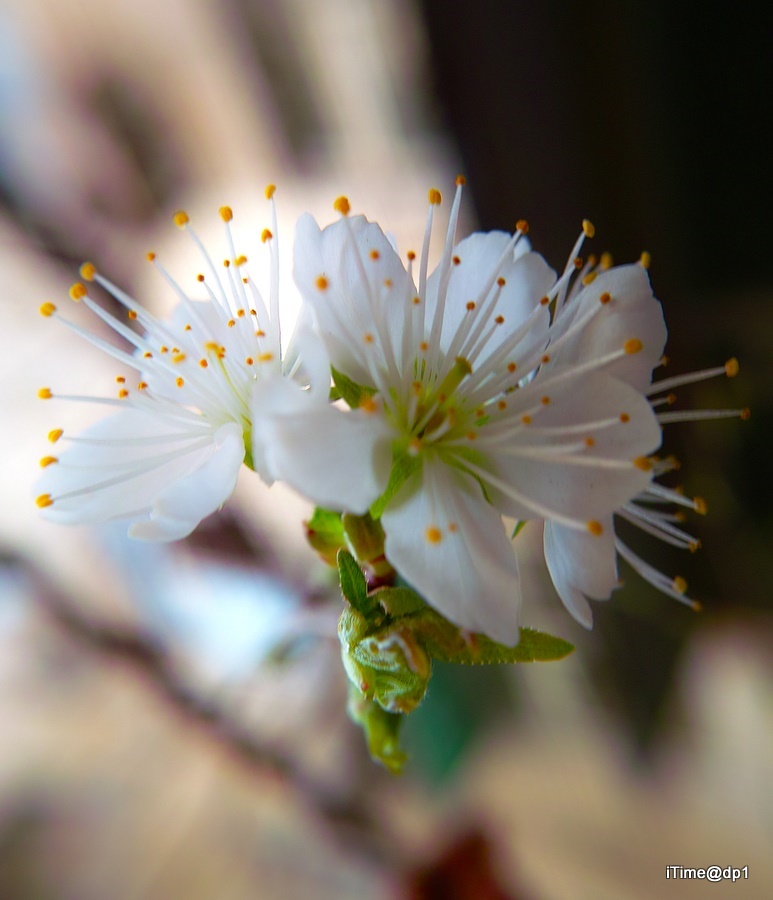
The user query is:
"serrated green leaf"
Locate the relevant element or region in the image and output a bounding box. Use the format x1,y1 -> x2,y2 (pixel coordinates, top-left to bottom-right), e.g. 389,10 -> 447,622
410,610 -> 574,663
331,366 -> 376,409
337,549 -> 378,616
370,448 -> 422,519
371,585 -> 427,618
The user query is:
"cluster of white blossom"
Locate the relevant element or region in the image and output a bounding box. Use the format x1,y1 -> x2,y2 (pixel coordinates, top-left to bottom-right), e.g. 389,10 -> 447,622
35,180 -> 745,646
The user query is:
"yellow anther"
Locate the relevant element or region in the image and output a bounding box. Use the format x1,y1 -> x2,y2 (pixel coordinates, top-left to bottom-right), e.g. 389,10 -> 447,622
541,354 -> 550,364
369,249 -> 380,260
116,376 -> 126,384
39,302 -> 57,317
184,324 -> 192,331
425,526 -> 443,544
574,256 -> 584,269
741,407 -> 751,420
495,315 -> 505,325
69,283 -> 87,301
219,206 -> 233,222
507,362 -> 517,373
584,436 -> 596,447
619,412 -> 630,423
36,494 -> 53,508
633,456 -> 653,471
455,174 -> 467,186
582,219 -> 595,238
600,252 -> 614,270
265,183 -> 276,200
118,389 -> 129,398
407,250 -> 417,261
689,540 -> 702,553
361,397 -> 379,414
39,456 -> 58,467
599,292 -> 611,305
173,210 -> 189,227
147,252 -> 156,262
143,351 -> 153,359
199,359 -> 208,368
160,345 -> 169,353
245,357 -> 254,366
521,414 -> 532,425
234,255 -> 247,267
691,600 -> 703,612
672,576 -> 688,594
661,354 -> 669,366
516,219 -> 529,234
419,341 -> 428,352
223,259 -> 231,268
466,430 -> 477,441
639,251 -> 651,268
363,333 -> 374,344
176,377 -> 184,388
724,357 -> 739,377
541,396 -> 551,405
258,352 -> 274,363
412,296 -> 421,305
497,400 -> 507,411
197,274 -> 205,282
78,262 -> 97,282
261,228 -> 273,243
227,319 -> 236,327
383,278 -> 393,288
237,309 -> 246,318
453,255 -> 462,266
694,496 -> 708,515
334,195 -> 351,215
466,301 -> 476,311
128,310 -> 138,320
582,271 -> 598,286
137,381 -> 148,391
316,275 -> 329,291
428,188 -> 442,206
587,520 -> 604,536
38,388 -> 52,400
624,338 -> 643,354
48,429 -> 63,443
539,295 -> 550,306
172,353 -> 186,363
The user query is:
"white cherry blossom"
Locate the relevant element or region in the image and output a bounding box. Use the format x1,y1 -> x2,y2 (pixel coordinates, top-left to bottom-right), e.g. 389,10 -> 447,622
278,183 -> 662,644
34,188 -> 341,540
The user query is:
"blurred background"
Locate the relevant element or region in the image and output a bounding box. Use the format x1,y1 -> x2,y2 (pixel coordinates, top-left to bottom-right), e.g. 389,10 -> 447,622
1,1 -> 770,897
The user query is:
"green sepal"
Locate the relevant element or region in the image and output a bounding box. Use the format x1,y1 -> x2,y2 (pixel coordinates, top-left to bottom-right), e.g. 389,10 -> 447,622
331,366 -> 376,409
369,447 -> 422,519
336,549 -> 378,617
346,685 -> 407,774
305,507 -> 346,565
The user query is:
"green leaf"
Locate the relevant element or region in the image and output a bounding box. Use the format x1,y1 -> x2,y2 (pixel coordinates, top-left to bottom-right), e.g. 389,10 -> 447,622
337,549 -> 378,617
369,448 -> 422,519
331,366 -> 376,409
371,585 -> 426,618
410,610 -> 574,664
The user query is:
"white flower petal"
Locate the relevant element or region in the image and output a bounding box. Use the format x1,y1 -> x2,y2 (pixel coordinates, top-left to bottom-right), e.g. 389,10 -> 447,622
37,414 -> 243,536
251,377 -> 393,514
293,213 -> 414,386
544,517 -> 617,627
426,232 -> 555,363
486,371 -> 661,521
555,264 -> 667,390
382,461 -> 522,645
